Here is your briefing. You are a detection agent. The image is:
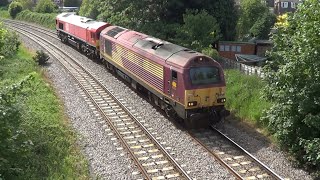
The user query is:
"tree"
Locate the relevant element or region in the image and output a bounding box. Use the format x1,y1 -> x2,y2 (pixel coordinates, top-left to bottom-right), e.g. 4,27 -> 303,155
79,0 -> 100,19
237,0 -> 269,40
263,0 -> 320,172
249,12 -> 276,39
79,0 -> 238,41
175,10 -> 221,51
16,0 -> 34,10
8,1 -> 22,18
64,0 -> 80,7
35,0 -> 55,13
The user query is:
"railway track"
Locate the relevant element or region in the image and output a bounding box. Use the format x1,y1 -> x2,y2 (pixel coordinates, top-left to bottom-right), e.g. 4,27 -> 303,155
5,20 -> 286,179
189,125 -> 284,180
7,22 -> 192,180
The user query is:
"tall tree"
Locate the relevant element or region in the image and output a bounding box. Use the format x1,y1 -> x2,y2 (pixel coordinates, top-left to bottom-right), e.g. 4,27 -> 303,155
263,0 -> 320,171
237,0 -> 269,40
175,10 -> 221,51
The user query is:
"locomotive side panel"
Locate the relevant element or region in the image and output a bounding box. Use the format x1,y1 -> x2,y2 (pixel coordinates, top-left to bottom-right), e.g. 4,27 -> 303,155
101,39 -> 165,93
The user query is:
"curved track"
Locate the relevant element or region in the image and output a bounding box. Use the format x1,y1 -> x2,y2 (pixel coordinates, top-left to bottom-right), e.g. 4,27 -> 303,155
6,21 -> 192,180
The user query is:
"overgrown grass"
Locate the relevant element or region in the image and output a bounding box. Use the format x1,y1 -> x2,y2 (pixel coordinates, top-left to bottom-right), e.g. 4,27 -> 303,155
0,45 -> 89,179
225,70 -> 271,126
15,10 -> 57,29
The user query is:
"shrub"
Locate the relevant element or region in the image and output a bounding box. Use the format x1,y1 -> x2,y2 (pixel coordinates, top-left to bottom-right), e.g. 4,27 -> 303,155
0,22 -> 20,57
8,1 -> 22,18
33,50 -> 49,65
0,74 -> 35,178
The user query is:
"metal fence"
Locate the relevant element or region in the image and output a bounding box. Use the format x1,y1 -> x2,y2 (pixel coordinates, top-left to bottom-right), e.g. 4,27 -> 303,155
220,58 -> 264,78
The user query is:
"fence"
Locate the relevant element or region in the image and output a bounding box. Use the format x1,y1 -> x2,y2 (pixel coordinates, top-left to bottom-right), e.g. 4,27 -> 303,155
219,58 -> 265,78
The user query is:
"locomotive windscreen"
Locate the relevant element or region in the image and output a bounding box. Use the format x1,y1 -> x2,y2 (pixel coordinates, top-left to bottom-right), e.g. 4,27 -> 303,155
189,67 -> 221,85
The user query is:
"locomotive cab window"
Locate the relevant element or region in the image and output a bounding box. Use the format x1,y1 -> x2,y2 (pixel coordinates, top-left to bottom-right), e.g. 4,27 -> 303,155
59,23 -> 64,30
190,67 -> 220,85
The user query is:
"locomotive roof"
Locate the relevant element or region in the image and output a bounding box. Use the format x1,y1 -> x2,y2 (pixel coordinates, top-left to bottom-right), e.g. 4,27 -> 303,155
101,26 -> 206,68
56,13 -> 108,30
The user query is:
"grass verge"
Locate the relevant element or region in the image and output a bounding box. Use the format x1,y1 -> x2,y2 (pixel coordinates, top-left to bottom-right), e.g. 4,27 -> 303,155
0,45 -> 89,179
224,69 -> 271,127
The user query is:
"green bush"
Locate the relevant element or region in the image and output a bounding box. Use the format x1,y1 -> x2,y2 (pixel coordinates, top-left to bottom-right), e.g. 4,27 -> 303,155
0,74 -> 35,178
0,22 -> 20,57
263,0 -> 320,175
8,1 -> 22,18
33,50 -> 50,65
35,0 -> 56,13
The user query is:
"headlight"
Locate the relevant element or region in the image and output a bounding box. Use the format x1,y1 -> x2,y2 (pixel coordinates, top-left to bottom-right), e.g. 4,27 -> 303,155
188,101 -> 198,107
217,98 -> 226,103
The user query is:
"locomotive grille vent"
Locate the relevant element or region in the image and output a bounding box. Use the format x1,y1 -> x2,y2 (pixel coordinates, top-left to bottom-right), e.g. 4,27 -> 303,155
106,27 -> 126,38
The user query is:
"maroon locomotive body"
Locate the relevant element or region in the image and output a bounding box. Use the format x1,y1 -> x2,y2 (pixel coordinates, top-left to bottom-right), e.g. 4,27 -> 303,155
99,26 -> 228,125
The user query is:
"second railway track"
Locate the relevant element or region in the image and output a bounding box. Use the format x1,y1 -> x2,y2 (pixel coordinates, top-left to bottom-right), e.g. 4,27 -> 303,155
7,22 -> 192,180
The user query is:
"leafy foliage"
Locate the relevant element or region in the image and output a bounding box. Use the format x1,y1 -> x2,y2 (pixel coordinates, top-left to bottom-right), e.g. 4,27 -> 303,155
237,0 -> 272,40
250,12 -> 276,39
79,0 -> 238,41
8,1 -> 22,18
0,22 -> 20,57
0,45 -> 89,179
33,50 -> 49,65
0,74 -> 35,178
263,0 -> 320,173
35,0 -> 56,13
15,10 -> 57,29
15,0 -> 34,10
175,10 -> 221,51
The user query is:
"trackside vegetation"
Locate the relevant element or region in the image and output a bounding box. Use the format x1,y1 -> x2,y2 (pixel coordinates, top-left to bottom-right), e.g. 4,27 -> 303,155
15,10 -> 57,29
263,0 -> 320,175
0,24 -> 88,179
224,70 -> 271,125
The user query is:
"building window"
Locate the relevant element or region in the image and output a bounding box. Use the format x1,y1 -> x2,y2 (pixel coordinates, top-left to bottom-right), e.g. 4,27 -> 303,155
281,2 -> 288,8
236,46 -> 241,52
225,45 -> 230,51
291,2 -> 295,8
219,45 -> 225,51
231,46 -> 236,52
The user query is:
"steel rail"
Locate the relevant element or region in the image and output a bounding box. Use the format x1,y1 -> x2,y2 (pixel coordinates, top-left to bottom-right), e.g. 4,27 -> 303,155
211,125 -> 284,180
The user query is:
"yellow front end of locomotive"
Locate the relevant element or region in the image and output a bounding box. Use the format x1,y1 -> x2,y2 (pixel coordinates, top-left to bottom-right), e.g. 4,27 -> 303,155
184,87 -> 226,109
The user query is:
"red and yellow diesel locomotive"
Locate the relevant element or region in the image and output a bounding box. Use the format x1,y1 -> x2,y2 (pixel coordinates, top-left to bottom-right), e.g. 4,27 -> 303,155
56,13 -> 229,126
